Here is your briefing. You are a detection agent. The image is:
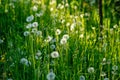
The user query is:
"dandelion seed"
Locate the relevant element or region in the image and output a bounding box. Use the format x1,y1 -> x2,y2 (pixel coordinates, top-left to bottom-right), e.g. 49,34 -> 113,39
46,69 -> 56,80
60,38 -> 67,45
104,77 -> 109,80
88,67 -> 94,73
55,29 -> 61,35
32,22 -> 38,27
112,65 -> 118,71
20,58 -> 30,66
26,15 -> 34,22
51,51 -> 59,58
79,75 -> 85,80
24,31 -> 30,36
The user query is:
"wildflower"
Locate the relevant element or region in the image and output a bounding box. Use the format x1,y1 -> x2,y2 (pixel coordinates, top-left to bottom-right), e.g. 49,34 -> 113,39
112,65 -> 118,71
26,15 -> 34,22
51,51 -> 59,58
23,31 -> 30,36
88,67 -> 94,73
55,29 -> 61,35
79,75 -> 85,80
0,39 -> 3,44
20,58 -> 30,66
62,34 -> 69,40
32,5 -> 38,12
32,22 -> 38,27
104,78 -> 109,80
46,69 -> 56,80
60,38 -> 67,44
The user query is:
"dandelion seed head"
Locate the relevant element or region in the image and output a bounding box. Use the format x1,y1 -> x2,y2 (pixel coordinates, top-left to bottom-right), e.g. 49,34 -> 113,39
62,34 -> 69,40
31,28 -> 37,33
24,31 -> 30,36
104,77 -> 109,80
46,36 -> 53,42
79,75 -> 85,80
112,65 -> 118,71
70,23 -> 75,31
88,67 -> 94,73
55,29 -> 61,35
0,39 -> 3,44
65,3 -> 69,7
26,15 -> 34,22
32,22 -> 38,27
79,34 -> 84,38
66,22 -> 70,27
100,71 -> 106,77
113,24 -> 118,29
36,31 -> 42,36
7,78 -> 13,80
60,38 -> 67,44
46,70 -> 56,80
51,51 -> 59,58
20,58 -> 30,66
50,44 -> 56,50
32,5 -> 38,12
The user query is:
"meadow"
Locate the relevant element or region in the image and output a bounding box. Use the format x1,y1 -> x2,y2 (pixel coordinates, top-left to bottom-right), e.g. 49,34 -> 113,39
0,0 -> 120,80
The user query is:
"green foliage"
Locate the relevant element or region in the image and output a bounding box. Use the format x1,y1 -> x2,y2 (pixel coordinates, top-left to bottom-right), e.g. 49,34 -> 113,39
0,0 -> 120,80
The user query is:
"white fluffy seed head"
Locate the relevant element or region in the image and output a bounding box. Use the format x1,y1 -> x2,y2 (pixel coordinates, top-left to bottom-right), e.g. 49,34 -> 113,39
51,51 -> 59,58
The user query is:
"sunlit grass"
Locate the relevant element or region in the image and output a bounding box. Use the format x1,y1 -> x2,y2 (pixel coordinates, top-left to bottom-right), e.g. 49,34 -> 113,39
0,0 -> 120,80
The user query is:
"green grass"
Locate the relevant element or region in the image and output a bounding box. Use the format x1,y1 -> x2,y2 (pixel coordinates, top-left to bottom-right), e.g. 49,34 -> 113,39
0,0 -> 120,80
